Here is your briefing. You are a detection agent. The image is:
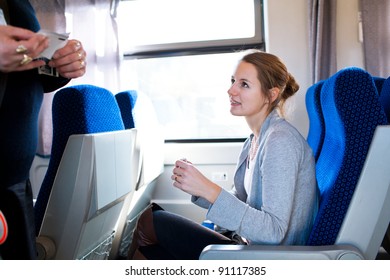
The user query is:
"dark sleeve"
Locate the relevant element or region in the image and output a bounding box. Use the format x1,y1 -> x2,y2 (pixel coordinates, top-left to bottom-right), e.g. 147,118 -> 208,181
39,73 -> 71,93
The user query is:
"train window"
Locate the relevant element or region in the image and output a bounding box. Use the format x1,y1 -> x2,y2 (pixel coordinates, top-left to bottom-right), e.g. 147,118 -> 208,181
120,52 -> 252,141
115,0 -> 263,141
115,0 -> 264,57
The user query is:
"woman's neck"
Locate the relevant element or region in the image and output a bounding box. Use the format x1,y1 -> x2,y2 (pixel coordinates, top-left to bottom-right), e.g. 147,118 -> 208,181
246,113 -> 268,138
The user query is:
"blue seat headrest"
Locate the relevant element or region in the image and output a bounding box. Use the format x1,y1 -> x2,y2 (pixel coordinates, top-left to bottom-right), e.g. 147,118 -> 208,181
115,90 -> 138,129
305,80 -> 325,161
307,67 -> 388,245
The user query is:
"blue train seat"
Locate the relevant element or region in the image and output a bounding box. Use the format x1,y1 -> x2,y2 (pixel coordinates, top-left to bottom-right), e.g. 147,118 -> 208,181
305,80 -> 325,161
111,90 -> 164,259
34,85 -> 138,259
379,76 -> 390,122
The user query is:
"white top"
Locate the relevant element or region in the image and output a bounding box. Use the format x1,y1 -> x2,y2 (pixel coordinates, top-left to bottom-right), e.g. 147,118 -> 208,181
244,148 -> 259,195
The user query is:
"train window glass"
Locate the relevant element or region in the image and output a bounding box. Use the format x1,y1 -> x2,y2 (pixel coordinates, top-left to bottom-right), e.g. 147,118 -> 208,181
116,0 -> 263,140
116,0 -> 263,56
120,52 -> 252,140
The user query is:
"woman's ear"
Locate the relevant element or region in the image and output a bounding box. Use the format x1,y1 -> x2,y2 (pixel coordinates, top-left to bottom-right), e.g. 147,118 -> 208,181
270,87 -> 280,103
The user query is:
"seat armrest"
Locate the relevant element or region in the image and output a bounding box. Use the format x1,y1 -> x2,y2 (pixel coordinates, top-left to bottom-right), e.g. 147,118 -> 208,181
199,244 -> 364,260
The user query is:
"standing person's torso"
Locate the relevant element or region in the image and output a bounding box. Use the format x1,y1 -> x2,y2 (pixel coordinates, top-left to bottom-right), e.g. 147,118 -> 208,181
0,0 -> 43,186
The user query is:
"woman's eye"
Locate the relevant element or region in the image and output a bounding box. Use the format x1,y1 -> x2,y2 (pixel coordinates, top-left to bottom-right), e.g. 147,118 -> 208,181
230,78 -> 235,84
241,82 -> 249,88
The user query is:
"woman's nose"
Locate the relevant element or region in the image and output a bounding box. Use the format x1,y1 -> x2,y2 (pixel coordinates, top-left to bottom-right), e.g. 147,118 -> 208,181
228,84 -> 237,96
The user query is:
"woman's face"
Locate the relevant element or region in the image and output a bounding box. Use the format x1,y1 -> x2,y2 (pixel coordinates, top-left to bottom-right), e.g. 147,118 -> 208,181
228,61 -> 269,119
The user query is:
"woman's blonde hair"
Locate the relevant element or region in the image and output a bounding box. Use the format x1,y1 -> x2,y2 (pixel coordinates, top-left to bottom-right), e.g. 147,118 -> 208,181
241,50 -> 299,116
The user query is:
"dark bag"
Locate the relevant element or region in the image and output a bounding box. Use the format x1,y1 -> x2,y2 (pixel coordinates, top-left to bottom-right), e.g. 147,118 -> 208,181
127,203 -> 164,259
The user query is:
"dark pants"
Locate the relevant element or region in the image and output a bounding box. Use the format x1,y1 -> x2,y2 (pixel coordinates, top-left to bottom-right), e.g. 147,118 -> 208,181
139,209 -> 236,260
0,180 -> 37,259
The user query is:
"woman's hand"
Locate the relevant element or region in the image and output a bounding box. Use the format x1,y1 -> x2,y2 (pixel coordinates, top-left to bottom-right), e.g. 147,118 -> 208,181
172,159 -> 222,203
48,39 -> 87,79
0,25 -> 48,72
